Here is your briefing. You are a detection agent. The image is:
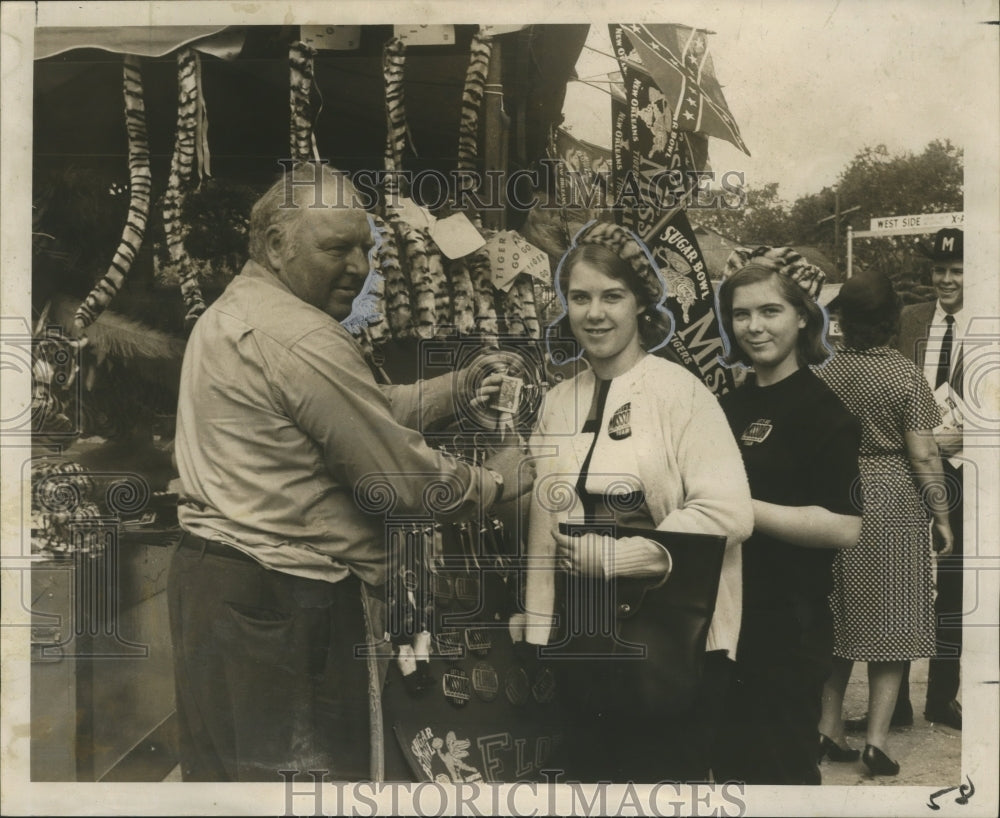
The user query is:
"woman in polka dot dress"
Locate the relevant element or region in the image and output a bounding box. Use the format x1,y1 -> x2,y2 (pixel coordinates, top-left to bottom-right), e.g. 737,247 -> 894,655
817,270 -> 954,776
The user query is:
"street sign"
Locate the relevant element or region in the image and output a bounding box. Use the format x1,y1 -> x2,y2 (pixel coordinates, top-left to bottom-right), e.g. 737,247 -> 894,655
868,212 -> 964,233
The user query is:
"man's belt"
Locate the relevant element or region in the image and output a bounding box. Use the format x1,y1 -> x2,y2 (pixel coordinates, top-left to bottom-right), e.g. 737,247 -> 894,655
179,532 -> 261,566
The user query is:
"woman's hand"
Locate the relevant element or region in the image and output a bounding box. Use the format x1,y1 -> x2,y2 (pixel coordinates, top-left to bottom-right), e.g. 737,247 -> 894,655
553,528 -> 608,577
932,520 -> 954,556
552,527 -> 672,580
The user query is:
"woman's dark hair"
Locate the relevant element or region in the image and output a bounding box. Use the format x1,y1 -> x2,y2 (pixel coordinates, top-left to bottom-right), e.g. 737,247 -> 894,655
837,295 -> 901,349
717,263 -> 831,368
555,243 -> 670,350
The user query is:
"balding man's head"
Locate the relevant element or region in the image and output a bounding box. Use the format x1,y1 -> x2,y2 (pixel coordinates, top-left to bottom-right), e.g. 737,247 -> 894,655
249,163 -> 374,321
249,163 -> 361,267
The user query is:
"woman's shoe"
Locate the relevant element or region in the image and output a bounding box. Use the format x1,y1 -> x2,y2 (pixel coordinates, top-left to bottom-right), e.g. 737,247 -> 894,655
862,744 -> 900,776
818,734 -> 860,763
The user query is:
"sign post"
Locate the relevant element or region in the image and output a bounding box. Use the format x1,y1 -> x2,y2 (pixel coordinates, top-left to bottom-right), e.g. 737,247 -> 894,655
847,212 -> 964,277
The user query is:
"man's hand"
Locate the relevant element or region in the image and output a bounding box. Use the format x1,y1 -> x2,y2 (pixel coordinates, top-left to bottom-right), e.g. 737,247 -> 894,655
469,371 -> 504,410
483,442 -> 534,501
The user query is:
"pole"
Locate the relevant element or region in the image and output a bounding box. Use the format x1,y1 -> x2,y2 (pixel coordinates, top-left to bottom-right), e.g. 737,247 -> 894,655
833,189 -> 840,273
847,225 -> 853,279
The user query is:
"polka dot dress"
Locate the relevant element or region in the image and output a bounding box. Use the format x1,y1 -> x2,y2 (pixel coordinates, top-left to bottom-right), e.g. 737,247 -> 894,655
815,346 -> 941,662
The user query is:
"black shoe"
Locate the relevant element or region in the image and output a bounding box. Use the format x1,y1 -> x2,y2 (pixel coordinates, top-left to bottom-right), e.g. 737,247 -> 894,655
924,700 -> 962,730
845,704 -> 914,733
818,734 -> 860,763
862,744 -> 900,776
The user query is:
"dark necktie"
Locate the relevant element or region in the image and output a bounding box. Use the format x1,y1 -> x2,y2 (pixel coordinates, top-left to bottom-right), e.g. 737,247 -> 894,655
935,314 -> 954,389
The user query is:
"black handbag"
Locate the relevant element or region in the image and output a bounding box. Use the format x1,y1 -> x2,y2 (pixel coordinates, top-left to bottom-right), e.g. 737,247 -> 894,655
546,523 -> 727,719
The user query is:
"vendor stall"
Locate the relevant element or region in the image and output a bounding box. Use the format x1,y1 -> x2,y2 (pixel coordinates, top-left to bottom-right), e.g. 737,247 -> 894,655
29,21 -> 747,782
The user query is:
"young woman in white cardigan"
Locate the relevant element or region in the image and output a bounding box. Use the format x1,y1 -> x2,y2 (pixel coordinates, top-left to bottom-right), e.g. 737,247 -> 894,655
520,232 -> 753,782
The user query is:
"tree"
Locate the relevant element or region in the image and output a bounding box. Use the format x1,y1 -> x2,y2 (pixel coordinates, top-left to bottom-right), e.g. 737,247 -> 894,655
692,181 -> 792,244
693,140 -> 963,297
834,139 -> 963,302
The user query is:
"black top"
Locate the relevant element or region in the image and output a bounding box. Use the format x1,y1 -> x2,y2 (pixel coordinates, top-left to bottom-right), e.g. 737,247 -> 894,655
720,367 -> 861,647
576,377 -> 648,526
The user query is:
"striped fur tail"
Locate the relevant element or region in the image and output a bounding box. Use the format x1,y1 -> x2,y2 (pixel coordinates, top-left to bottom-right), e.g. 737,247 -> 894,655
73,55 -> 151,335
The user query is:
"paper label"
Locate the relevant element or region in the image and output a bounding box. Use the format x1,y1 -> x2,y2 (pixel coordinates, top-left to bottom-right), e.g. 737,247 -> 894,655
483,231 -> 551,291
299,26 -> 360,51
429,214 -> 486,259
389,197 -> 437,233
394,25 -> 456,46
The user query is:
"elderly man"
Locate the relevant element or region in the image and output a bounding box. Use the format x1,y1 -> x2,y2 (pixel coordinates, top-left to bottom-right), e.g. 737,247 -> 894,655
168,163 -> 529,781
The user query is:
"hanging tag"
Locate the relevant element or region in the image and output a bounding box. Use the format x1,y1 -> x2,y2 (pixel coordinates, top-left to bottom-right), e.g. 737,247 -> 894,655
397,643 -> 418,676
394,25 -> 455,46
300,25 -> 361,51
389,196 -> 437,232
429,213 -> 486,259
483,230 -> 551,291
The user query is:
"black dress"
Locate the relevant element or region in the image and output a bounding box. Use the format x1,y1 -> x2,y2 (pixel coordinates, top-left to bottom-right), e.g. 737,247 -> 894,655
713,367 -> 862,785
558,378 -> 732,783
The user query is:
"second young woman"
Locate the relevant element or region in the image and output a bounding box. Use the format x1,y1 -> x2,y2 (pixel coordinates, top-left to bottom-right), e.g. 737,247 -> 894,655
711,249 -> 863,785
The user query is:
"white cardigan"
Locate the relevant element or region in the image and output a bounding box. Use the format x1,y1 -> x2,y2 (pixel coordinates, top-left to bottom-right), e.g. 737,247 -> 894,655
524,354 -> 754,657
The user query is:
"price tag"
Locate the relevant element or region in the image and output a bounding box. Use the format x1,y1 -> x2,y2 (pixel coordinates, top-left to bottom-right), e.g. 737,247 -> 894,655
429,213 -> 486,259
299,26 -> 360,51
483,230 -> 551,291
394,25 -> 456,46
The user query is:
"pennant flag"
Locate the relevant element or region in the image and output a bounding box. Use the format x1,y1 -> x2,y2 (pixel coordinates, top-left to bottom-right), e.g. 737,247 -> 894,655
609,24 -> 734,396
549,127 -> 613,209
610,24 -> 709,226
621,23 -> 750,155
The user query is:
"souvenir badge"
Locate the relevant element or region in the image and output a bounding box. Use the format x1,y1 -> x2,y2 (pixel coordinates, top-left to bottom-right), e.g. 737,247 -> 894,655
433,573 -> 454,609
531,666 -> 557,704
607,402 -> 632,440
740,418 -> 773,446
434,629 -> 464,658
504,666 -> 531,706
442,667 -> 472,706
472,661 -> 500,702
464,627 -> 492,656
453,576 -> 480,606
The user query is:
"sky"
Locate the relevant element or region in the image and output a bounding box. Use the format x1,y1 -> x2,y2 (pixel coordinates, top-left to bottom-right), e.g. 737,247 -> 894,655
561,0 -> 997,203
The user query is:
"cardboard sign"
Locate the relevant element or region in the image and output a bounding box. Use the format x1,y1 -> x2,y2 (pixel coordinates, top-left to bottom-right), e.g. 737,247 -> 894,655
429,213 -> 486,259
394,25 -> 456,46
483,231 -> 550,291
299,25 -> 360,51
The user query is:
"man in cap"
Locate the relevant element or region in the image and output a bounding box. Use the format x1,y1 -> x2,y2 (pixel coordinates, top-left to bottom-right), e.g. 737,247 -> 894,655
169,162 -> 532,780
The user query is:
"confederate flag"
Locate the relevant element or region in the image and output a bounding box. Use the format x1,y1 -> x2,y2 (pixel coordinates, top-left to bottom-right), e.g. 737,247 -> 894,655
621,23 -> 750,155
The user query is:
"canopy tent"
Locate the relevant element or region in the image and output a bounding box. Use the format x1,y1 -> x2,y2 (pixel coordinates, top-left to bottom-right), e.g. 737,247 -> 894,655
34,25 -> 587,194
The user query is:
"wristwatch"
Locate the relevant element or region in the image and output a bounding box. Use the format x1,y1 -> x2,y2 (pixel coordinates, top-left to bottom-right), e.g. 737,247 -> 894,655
486,468 -> 504,503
